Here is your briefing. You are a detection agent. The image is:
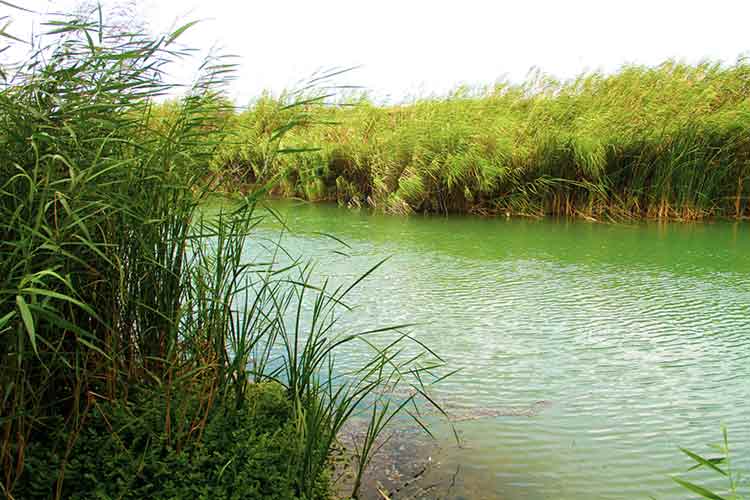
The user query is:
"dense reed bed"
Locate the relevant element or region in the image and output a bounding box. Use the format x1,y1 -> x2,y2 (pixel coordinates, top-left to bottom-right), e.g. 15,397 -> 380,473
214,61 -> 750,220
0,8 -> 447,499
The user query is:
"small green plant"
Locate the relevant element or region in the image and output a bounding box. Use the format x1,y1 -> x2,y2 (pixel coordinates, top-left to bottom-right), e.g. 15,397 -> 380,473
15,383 -> 322,500
672,427 -> 748,500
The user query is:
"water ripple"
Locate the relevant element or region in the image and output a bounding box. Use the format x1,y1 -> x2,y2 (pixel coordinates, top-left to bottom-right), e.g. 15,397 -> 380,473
255,202 -> 750,500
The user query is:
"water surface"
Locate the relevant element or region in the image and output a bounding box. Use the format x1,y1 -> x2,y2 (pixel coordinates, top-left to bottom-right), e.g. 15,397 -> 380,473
251,200 -> 750,499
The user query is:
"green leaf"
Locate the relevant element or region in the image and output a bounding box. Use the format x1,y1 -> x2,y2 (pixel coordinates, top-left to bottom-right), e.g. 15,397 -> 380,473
0,20 -> 26,43
672,477 -> 727,500
0,0 -> 34,12
680,447 -> 727,476
166,20 -> 200,46
0,311 -> 15,333
16,295 -> 37,355
312,231 -> 352,249
21,287 -> 87,309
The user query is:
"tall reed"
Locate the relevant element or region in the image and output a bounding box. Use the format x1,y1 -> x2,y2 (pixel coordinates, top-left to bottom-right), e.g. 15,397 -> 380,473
214,60 -> 750,220
0,7 -> 235,495
0,7 -> 449,499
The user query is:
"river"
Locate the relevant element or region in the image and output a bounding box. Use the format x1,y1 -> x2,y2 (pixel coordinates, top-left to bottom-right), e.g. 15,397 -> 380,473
245,199 -> 749,499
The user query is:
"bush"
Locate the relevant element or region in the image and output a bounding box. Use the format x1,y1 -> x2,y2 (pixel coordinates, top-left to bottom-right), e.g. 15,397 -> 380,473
17,383 -> 329,500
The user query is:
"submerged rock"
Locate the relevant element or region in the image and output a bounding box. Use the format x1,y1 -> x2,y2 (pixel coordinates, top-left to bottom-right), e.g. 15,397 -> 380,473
333,400 -> 552,499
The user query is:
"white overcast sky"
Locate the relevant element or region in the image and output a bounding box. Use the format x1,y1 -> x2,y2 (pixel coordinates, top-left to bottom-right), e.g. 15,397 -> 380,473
10,0 -> 750,104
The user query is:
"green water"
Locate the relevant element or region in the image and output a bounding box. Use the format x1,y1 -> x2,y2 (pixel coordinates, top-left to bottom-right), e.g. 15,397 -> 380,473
252,200 -> 750,499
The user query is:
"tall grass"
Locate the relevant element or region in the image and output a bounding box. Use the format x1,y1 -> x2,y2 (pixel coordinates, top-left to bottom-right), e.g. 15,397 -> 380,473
214,60 -> 750,220
0,7 -> 448,499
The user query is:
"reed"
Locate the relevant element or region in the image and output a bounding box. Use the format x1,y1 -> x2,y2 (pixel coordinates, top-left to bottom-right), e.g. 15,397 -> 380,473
670,427 -> 748,500
215,60 -> 750,220
0,7 -> 448,499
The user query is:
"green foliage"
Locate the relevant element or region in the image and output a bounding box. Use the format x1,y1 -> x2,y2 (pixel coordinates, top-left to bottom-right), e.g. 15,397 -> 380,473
17,383 -> 329,500
216,60 -> 750,220
0,8 -> 253,495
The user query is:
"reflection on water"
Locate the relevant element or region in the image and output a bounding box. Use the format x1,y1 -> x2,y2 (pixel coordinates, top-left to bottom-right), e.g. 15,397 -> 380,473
229,200 -> 750,499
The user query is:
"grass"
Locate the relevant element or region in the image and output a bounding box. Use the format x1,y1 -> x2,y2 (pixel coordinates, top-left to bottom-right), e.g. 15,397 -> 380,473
212,60 -> 750,220
0,6 -> 449,499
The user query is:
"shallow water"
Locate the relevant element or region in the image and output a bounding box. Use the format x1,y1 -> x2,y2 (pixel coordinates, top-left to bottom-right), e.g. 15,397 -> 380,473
246,200 -> 750,499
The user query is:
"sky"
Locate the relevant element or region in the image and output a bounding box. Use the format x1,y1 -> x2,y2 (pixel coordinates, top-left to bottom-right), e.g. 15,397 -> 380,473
9,0 -> 750,104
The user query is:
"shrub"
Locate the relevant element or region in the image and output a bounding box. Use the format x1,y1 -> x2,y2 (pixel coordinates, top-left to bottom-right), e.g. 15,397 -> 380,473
17,383 -> 330,500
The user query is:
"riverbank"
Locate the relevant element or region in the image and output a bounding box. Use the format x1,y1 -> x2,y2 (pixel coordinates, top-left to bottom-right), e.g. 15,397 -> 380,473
212,60 -> 750,221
